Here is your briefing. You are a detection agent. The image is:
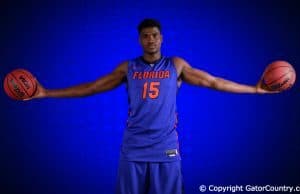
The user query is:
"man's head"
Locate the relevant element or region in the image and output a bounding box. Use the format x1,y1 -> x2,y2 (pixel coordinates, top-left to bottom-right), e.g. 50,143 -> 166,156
137,19 -> 163,55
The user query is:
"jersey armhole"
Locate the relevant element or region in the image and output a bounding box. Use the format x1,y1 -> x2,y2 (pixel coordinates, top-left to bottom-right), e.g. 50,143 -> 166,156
170,56 -> 181,79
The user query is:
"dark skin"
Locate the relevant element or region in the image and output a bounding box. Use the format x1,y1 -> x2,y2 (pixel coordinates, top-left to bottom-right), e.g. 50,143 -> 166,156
28,27 -> 273,100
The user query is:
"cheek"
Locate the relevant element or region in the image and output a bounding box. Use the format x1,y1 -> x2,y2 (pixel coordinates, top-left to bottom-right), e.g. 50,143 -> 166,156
142,41 -> 148,47
157,36 -> 162,43
157,38 -> 162,45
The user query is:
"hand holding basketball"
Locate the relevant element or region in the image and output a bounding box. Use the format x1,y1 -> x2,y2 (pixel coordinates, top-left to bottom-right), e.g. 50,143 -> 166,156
3,69 -> 46,100
23,78 -> 47,100
262,61 -> 296,92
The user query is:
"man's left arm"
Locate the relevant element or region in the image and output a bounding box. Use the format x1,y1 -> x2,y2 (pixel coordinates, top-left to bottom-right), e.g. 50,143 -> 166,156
174,57 -> 272,94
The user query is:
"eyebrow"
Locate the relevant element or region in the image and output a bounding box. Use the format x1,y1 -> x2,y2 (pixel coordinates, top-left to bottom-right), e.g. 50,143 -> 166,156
142,32 -> 158,35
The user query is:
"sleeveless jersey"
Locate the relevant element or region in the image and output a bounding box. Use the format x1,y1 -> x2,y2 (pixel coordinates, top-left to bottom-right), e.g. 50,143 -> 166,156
120,56 -> 181,162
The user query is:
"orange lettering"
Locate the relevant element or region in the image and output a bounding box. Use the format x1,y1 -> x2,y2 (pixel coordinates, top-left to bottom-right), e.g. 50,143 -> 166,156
149,71 -> 154,78
138,72 -> 142,79
133,72 -> 138,79
165,71 -> 170,78
143,71 -> 149,79
159,71 -> 164,78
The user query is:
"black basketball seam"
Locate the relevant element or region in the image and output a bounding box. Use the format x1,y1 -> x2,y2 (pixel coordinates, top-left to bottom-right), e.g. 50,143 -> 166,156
7,75 -> 21,99
18,69 -> 37,96
11,72 -> 31,98
267,71 -> 291,86
6,75 -> 19,100
264,65 -> 291,75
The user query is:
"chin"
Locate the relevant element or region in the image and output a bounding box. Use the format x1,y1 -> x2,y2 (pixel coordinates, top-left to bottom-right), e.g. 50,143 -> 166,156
146,49 -> 159,55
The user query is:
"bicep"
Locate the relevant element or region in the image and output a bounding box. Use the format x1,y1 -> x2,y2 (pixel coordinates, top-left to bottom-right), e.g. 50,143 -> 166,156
90,62 -> 128,93
174,56 -> 217,88
182,65 -> 216,87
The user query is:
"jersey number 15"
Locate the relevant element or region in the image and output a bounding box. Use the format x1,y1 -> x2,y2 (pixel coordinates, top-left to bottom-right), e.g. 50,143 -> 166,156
142,82 -> 160,99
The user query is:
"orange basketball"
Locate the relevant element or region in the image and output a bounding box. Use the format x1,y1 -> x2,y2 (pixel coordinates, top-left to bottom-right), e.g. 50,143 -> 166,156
3,69 -> 37,100
263,61 -> 296,91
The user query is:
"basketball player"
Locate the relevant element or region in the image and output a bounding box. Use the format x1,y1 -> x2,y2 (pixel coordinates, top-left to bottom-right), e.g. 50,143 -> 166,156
28,19 -> 274,194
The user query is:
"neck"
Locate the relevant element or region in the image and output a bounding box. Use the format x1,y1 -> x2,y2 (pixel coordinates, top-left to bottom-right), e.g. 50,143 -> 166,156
143,52 -> 161,63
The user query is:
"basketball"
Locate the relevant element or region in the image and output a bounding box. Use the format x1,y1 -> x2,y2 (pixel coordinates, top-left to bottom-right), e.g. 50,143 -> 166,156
3,69 -> 37,100
262,61 -> 296,91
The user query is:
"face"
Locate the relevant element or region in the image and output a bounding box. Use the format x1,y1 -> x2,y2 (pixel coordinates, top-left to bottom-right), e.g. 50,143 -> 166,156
139,27 -> 163,55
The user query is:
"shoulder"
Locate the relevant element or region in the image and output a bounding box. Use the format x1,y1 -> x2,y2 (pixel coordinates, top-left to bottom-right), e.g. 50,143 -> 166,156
172,56 -> 186,63
170,56 -> 192,76
114,60 -> 129,74
118,60 -> 129,67
171,56 -> 191,67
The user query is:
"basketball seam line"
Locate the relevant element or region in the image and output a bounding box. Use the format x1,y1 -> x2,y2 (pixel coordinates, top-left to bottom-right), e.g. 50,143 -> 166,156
19,69 -> 37,96
10,72 -> 31,98
267,71 -> 291,86
6,75 -> 18,100
264,65 -> 291,75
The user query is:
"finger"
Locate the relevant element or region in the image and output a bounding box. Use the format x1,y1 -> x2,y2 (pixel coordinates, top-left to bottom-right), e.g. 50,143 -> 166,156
23,97 -> 32,101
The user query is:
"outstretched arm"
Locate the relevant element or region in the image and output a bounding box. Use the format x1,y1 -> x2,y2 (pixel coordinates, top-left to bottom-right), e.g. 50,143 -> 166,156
174,57 -> 270,94
31,61 -> 128,99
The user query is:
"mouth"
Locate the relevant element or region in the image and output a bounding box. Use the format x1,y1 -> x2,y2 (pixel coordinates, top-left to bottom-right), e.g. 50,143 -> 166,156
147,45 -> 156,49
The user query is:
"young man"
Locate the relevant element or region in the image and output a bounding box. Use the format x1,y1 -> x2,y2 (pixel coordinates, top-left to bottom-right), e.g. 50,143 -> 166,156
29,19 -> 273,194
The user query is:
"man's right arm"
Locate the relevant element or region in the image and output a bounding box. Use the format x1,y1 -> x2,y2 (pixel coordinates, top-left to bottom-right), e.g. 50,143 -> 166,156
32,61 -> 128,99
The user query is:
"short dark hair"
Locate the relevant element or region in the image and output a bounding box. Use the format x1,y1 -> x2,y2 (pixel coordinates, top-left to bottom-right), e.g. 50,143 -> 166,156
137,18 -> 161,34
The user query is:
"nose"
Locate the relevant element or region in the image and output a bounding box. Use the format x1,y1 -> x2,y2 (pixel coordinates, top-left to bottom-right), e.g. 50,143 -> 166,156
148,35 -> 155,43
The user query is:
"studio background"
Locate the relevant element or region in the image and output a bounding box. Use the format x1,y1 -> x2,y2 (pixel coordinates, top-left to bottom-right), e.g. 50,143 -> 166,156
1,0 -> 299,194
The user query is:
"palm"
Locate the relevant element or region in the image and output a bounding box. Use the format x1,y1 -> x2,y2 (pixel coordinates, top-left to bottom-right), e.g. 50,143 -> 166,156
23,79 -> 46,100
256,79 -> 278,94
33,80 -> 46,98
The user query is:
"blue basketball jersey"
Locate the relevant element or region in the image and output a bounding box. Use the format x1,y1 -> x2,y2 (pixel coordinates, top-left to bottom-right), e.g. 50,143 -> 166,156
120,56 -> 181,162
